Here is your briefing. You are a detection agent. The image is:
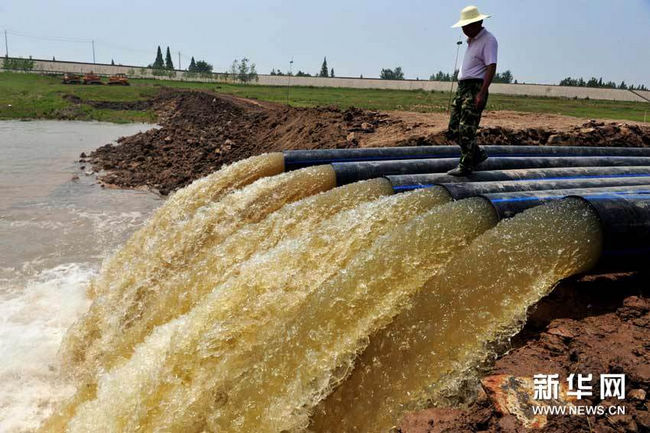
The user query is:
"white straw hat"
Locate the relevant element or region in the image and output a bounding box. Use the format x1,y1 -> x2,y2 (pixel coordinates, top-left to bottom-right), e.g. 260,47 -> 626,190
451,5 -> 491,28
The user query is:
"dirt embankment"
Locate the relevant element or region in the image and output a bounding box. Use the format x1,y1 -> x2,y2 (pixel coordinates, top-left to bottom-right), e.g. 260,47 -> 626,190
82,89 -> 650,194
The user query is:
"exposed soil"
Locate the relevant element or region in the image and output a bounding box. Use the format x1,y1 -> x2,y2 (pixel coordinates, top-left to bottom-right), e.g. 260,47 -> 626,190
399,274 -> 650,433
81,89 -> 650,195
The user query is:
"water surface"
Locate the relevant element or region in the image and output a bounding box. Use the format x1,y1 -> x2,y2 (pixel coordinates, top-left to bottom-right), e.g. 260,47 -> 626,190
0,120 -> 162,432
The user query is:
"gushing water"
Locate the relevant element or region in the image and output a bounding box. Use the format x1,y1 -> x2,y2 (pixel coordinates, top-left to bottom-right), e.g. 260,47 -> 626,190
51,196 -> 496,433
311,198 -> 602,432
61,163 -> 336,373
42,152 -> 606,433
88,152 -> 285,300
45,184 -> 451,431
63,178 -> 393,378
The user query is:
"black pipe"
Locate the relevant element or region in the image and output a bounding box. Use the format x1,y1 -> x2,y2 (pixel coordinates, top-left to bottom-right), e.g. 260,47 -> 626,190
388,166 -> 650,192
438,176 -> 650,200
574,196 -> 650,270
332,157 -> 650,185
479,189 -> 650,271
481,186 -> 650,219
283,146 -> 650,170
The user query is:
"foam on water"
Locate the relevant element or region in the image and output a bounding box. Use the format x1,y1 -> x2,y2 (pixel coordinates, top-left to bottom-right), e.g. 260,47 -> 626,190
0,264 -> 92,433
0,120 -> 161,432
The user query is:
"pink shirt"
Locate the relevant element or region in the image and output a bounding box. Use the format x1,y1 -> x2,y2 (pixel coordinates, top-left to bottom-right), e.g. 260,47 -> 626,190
459,28 -> 498,81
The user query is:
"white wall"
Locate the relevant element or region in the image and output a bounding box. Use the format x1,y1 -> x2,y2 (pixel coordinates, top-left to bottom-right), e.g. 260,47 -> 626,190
3,57 -> 648,103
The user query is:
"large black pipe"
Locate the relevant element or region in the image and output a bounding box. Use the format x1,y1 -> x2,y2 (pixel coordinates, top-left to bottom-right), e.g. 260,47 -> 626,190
438,176 -> 650,200
574,196 -> 650,270
333,157 -> 650,185
284,146 -> 650,170
481,186 -> 650,219
479,189 -> 650,271
388,166 -> 650,192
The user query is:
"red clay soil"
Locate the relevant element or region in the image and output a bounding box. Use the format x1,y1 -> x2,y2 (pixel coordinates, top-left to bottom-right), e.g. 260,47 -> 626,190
398,273 -> 650,433
82,89 -> 650,195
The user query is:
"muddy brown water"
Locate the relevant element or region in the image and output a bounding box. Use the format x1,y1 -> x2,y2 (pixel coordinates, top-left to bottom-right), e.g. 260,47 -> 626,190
0,120 -> 161,432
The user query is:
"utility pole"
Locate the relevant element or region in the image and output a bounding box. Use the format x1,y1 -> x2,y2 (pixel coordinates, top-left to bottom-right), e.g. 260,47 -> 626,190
447,38 -> 463,112
178,51 -> 181,70
4,30 -> 8,58
91,40 -> 95,63
286,57 -> 293,105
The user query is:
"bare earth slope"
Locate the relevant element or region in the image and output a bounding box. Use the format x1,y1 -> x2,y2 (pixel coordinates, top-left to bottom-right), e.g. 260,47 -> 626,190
84,89 -> 650,195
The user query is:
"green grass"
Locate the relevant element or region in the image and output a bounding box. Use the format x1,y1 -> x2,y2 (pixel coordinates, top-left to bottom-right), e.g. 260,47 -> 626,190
0,72 -> 158,123
1,71 -> 648,123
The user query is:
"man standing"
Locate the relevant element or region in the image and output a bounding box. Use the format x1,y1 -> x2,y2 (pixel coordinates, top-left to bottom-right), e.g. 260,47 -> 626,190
446,5 -> 498,176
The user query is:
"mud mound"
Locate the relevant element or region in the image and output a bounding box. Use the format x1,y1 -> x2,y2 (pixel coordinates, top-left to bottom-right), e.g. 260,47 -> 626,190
85,90 -> 397,194
84,89 -> 650,194
478,120 -> 650,148
398,120 -> 650,148
399,275 -> 650,433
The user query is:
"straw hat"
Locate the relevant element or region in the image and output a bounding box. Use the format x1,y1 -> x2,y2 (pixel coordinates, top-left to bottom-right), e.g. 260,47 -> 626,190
451,5 -> 491,28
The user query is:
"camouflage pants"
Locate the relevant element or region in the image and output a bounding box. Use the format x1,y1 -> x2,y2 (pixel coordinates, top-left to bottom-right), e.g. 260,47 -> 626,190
447,79 -> 488,168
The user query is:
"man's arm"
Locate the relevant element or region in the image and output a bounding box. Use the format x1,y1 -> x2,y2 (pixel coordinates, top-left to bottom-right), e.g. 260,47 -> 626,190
475,63 -> 496,109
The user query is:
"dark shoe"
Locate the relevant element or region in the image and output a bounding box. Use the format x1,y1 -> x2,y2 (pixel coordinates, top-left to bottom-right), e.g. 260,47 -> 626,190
447,165 -> 472,177
474,148 -> 488,166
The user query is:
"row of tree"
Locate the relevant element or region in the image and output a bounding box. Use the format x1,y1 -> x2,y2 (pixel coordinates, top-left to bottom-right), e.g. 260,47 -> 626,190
428,69 -> 515,83
147,48 -> 648,90
187,57 -> 213,73
150,46 -> 213,73
270,57 -> 334,78
559,76 -> 647,91
151,46 -> 175,70
380,67 -> 405,80
229,58 -> 258,83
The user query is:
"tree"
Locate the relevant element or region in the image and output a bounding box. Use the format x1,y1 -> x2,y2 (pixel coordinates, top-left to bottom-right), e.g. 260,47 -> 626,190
188,57 -> 197,72
320,57 -> 328,77
165,47 -> 174,70
430,70 -> 455,81
194,60 -> 213,74
559,76 -> 646,90
296,70 -> 311,77
111,59 -> 115,65
230,58 -> 259,83
380,67 -> 405,80
153,46 -> 165,69
330,68 -> 334,78
493,70 -> 514,83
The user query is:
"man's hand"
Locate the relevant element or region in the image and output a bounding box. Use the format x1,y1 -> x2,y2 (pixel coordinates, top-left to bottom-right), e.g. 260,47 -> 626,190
474,91 -> 487,109
475,63 -> 496,109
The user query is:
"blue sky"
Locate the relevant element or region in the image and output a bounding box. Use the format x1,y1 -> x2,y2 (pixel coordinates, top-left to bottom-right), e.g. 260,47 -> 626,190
1,0 -> 649,85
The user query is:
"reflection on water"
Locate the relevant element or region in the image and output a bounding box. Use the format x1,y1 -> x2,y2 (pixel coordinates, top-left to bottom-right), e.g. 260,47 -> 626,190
0,120 -> 162,432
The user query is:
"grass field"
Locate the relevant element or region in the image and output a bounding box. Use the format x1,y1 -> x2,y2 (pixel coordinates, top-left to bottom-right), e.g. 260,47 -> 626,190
1,71 -> 648,123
